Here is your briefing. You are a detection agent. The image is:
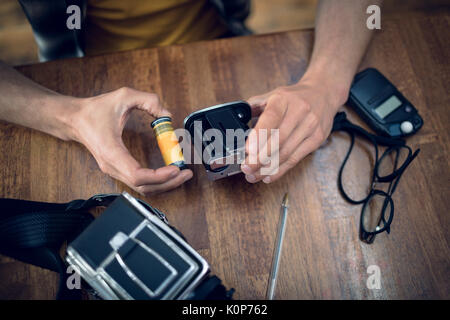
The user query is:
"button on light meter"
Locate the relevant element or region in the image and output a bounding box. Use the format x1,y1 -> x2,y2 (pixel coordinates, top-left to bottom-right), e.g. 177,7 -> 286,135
400,121 -> 413,134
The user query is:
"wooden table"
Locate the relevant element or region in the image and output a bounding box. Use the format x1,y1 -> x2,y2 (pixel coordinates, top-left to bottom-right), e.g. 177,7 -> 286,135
0,10 -> 448,300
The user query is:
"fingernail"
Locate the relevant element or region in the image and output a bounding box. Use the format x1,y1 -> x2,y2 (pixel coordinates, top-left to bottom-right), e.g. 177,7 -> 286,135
263,176 -> 271,184
246,174 -> 256,183
241,164 -> 252,174
183,170 -> 194,181
170,170 -> 179,178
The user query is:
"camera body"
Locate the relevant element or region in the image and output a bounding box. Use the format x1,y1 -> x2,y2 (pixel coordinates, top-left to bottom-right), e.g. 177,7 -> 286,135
66,192 -> 211,300
184,101 -> 252,180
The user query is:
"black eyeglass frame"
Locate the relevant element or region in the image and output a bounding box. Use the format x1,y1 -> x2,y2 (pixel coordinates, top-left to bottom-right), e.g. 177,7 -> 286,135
336,126 -> 420,244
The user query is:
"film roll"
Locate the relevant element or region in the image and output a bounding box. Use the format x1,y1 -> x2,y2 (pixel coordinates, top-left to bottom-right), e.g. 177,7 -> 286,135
151,117 -> 188,170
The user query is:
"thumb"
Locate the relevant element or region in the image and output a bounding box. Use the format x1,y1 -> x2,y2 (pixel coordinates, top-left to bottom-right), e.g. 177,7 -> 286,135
103,139 -> 180,189
247,92 -> 271,117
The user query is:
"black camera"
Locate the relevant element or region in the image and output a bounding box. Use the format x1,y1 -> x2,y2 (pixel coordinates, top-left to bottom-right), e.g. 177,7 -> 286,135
66,192 -> 232,299
184,101 -> 252,180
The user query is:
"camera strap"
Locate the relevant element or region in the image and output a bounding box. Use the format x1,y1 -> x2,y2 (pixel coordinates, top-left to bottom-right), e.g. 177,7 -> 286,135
331,112 -> 408,203
0,194 -> 230,300
332,112 -> 420,204
0,195 -> 100,299
331,112 -> 406,147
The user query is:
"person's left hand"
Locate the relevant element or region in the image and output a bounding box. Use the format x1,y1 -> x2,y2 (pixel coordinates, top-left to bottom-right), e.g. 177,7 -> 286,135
241,75 -> 348,184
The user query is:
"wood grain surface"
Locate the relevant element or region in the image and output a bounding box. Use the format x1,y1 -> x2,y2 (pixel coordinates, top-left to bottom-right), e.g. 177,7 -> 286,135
0,10 -> 449,299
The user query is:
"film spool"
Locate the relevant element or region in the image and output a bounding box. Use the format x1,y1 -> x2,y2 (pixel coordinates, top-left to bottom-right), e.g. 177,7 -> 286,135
151,117 -> 187,170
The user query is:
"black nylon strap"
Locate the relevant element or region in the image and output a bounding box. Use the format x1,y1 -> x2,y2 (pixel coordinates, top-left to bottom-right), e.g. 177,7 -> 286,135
0,194 -> 115,299
332,112 -> 405,147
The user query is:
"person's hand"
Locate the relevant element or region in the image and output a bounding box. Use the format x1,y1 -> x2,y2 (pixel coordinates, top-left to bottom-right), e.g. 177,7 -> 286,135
69,87 -> 193,195
241,75 -> 348,184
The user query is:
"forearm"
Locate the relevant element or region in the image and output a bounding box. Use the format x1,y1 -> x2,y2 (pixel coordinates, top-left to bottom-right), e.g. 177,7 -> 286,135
0,61 -> 78,140
243,0 -> 384,182
0,61 -> 192,192
302,0 -> 382,106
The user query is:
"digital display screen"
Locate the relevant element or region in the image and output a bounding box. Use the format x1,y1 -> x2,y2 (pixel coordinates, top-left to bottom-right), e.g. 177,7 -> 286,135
374,95 -> 402,119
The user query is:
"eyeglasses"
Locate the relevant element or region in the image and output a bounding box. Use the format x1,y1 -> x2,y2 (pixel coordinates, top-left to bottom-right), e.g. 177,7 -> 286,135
337,129 -> 420,244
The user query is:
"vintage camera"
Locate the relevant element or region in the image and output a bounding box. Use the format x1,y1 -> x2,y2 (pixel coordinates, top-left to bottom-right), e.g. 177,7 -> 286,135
184,101 -> 252,180
66,192 -> 231,300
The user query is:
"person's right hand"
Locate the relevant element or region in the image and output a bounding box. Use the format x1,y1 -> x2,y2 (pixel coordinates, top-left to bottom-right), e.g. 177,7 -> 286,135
69,87 -> 193,195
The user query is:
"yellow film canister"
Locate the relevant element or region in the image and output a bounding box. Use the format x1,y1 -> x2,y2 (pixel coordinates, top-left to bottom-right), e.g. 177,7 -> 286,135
151,117 -> 187,170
